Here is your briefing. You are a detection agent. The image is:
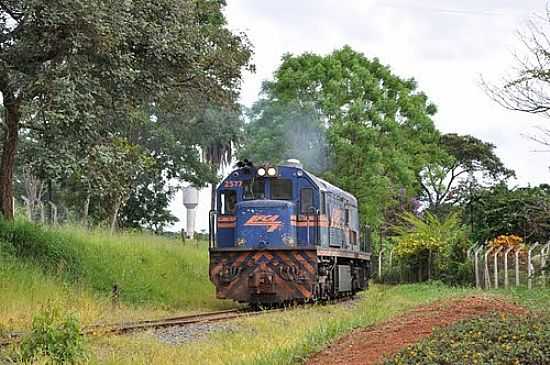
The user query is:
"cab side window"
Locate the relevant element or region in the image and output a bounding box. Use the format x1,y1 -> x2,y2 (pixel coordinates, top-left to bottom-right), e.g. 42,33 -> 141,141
220,191 -> 237,214
300,188 -> 314,213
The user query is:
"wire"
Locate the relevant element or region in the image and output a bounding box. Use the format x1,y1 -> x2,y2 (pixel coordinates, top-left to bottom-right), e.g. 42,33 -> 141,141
377,2 -> 532,17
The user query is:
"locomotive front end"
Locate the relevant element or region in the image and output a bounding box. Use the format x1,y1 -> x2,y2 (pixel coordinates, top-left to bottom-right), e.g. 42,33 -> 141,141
209,164 -> 319,304
210,200 -> 318,304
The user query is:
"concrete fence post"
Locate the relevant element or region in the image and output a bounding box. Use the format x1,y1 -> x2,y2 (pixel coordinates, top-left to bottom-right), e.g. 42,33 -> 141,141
504,247 -> 514,289
378,248 -> 385,280
493,247 -> 503,289
484,247 -> 493,289
528,243 -> 540,289
515,249 -> 521,287
540,242 -> 550,288
48,202 -> 58,225
21,196 -> 32,220
474,245 -> 484,289
39,202 -> 45,224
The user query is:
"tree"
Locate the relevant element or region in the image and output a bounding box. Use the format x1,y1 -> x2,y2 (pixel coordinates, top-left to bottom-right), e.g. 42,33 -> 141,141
484,12 -> 550,151
0,0 -> 252,220
420,133 -> 515,213
466,183 -> 550,243
264,46 -> 440,228
238,99 -> 330,174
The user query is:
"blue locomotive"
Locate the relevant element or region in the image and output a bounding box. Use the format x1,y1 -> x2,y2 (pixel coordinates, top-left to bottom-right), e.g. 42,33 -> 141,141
209,160 -> 371,304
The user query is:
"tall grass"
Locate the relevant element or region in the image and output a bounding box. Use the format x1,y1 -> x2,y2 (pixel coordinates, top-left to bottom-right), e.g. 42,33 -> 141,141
0,220 -> 234,330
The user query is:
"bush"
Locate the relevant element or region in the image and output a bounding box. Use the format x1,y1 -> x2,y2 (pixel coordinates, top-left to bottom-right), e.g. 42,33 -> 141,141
389,212 -> 472,286
384,313 -> 550,364
19,306 -> 87,364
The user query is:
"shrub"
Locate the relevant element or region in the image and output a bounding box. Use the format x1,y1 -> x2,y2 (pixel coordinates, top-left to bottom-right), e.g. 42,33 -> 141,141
389,212 -> 472,285
384,313 -> 550,364
19,306 -> 87,364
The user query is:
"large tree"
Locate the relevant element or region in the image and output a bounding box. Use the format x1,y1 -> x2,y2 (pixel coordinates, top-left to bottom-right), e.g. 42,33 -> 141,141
261,46 -> 439,228
420,133 -> 514,213
0,0 -> 252,220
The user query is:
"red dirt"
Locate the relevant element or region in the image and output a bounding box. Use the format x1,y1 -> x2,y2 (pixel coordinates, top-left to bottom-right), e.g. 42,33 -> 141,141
306,296 -> 527,365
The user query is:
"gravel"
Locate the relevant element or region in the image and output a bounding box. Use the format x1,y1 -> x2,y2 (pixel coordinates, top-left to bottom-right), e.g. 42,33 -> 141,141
153,321 -> 238,345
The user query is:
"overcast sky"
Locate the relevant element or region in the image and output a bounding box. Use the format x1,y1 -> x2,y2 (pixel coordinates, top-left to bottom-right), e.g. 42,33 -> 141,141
170,0 -> 550,233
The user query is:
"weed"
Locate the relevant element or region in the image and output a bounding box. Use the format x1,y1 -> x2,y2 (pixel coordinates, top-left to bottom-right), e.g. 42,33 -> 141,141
18,306 -> 88,364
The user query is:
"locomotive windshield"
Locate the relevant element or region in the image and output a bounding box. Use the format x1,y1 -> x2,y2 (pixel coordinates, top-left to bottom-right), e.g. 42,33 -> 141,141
271,179 -> 293,200
243,179 -> 265,200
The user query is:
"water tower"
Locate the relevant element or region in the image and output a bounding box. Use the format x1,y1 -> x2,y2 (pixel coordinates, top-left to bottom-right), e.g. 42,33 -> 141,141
182,186 -> 199,239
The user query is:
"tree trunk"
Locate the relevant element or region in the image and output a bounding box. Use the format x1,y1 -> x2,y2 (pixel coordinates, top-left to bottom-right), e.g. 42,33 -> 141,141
0,104 -> 20,220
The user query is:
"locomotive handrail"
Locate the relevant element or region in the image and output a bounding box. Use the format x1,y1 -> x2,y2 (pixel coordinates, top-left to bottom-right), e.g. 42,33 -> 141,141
209,210 -> 217,249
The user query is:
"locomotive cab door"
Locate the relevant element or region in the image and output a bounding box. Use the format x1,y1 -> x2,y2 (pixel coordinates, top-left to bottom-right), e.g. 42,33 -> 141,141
296,178 -> 319,246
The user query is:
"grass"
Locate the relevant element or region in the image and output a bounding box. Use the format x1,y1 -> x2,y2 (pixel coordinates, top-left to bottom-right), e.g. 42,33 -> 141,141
90,283 -> 476,365
0,220 -> 235,331
497,286 -> 550,311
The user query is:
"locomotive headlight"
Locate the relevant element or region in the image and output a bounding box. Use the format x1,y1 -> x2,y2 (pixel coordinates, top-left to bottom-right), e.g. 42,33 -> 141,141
267,167 -> 277,176
257,167 -> 266,177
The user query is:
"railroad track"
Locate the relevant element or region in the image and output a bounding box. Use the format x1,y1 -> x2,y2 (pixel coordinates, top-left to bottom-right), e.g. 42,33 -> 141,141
0,308 -> 276,348
0,296 -> 357,348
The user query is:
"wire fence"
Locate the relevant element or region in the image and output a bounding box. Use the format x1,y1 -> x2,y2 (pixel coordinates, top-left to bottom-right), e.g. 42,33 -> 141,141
373,241 -> 550,289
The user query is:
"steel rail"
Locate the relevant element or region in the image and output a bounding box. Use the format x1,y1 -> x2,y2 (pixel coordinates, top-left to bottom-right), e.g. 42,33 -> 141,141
0,296 -> 357,348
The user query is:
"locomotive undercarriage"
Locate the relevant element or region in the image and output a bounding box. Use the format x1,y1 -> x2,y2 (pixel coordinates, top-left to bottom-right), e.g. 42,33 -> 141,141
209,248 -> 370,305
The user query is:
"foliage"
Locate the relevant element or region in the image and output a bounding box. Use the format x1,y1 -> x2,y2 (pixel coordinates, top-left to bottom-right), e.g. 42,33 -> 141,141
420,133 -> 514,214
238,99 -> 329,174
390,212 -> 472,285
19,306 -> 87,364
393,212 -> 466,258
248,46 -> 440,229
0,0 -> 253,220
466,183 -> 550,243
488,234 -> 525,251
385,313 -> 550,365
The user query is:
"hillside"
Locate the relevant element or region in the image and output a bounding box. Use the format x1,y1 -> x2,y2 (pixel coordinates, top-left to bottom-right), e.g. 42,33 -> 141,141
0,220 -> 234,332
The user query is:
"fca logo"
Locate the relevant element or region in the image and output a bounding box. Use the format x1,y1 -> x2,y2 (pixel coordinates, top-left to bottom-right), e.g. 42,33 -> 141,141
244,215 -> 283,232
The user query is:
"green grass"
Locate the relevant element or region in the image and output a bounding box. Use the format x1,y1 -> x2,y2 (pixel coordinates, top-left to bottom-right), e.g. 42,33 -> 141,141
91,283 -> 476,365
496,286 -> 550,312
0,220 -> 235,331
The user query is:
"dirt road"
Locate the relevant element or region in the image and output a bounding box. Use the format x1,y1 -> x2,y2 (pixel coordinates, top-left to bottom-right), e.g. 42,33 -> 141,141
306,295 -> 526,365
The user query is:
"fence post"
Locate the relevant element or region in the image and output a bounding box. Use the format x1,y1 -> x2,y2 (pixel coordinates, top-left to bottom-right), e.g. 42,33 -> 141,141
21,196 -> 32,220
504,247 -> 514,289
493,247 -> 503,289
542,242 -> 550,288
528,243 -> 540,289
48,202 -> 58,225
515,249 -> 520,287
474,245 -> 484,289
484,247 -> 493,289
39,202 -> 45,224
378,248 -> 385,280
